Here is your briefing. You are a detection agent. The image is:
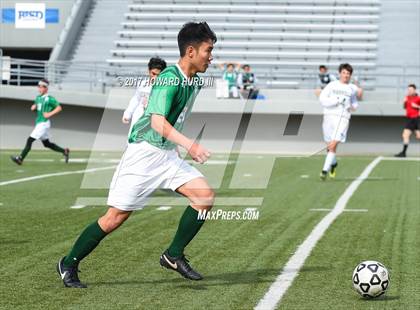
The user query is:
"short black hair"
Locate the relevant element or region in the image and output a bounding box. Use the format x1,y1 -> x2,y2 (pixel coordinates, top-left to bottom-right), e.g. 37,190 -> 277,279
243,64 -> 250,69
408,84 -> 417,89
39,78 -> 49,85
148,57 -> 166,71
319,65 -> 327,70
338,63 -> 353,74
177,22 -> 217,57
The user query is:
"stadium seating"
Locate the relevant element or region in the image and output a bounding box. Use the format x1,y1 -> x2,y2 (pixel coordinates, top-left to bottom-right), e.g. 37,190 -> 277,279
106,0 -> 381,88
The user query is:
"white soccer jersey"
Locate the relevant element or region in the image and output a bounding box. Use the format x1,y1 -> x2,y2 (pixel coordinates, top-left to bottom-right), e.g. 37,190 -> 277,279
123,79 -> 152,132
319,80 -> 359,120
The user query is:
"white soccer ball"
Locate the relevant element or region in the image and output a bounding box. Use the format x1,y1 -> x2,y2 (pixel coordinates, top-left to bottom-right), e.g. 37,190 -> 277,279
352,260 -> 390,298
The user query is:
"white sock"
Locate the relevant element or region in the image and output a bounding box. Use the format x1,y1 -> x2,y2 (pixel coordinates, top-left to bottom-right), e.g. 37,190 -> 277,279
322,152 -> 336,172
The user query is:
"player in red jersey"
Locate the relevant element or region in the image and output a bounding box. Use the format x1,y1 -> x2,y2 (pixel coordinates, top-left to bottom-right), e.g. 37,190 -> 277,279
395,84 -> 420,157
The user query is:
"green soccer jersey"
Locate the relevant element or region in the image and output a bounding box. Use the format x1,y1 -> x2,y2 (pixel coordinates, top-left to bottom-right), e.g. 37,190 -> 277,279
128,64 -> 201,150
222,70 -> 238,88
34,94 -> 60,124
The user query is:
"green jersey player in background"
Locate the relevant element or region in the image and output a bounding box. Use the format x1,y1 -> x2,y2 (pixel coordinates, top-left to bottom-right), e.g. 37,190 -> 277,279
57,22 -> 217,288
11,79 -> 69,165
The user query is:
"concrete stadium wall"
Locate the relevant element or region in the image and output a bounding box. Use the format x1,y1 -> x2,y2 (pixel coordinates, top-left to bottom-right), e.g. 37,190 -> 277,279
1,98 -> 416,156
0,0 -> 75,48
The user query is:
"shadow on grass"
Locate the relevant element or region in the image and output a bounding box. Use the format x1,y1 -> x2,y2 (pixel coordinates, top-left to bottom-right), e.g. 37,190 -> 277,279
90,266 -> 329,289
359,295 -> 400,302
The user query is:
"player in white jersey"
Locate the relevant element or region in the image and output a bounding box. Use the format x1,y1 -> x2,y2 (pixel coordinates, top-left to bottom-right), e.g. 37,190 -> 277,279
319,63 -> 359,180
122,57 -> 166,133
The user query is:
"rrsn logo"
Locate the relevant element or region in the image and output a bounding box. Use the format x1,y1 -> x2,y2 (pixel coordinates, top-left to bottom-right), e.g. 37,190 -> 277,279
18,10 -> 44,20
15,3 -> 46,29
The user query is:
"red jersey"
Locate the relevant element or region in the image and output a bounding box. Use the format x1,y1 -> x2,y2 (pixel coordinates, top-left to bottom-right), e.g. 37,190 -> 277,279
404,94 -> 420,118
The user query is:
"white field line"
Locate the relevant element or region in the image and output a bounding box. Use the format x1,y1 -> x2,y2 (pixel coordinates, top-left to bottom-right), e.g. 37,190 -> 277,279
55,158 -> 236,165
0,166 -> 116,186
156,206 -> 172,211
70,205 -> 86,209
310,208 -> 368,212
255,156 -> 383,310
74,197 -> 264,207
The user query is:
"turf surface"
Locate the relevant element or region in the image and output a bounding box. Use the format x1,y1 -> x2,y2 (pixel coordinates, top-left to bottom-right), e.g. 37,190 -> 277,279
0,150 -> 418,309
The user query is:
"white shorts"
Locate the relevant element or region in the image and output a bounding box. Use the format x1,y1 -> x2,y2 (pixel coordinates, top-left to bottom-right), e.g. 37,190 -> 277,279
322,115 -> 350,143
107,141 -> 203,211
30,120 -> 51,140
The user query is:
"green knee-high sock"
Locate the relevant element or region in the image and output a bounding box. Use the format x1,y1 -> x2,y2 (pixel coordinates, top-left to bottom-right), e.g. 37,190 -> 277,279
20,137 -> 35,159
48,143 -> 65,153
42,139 -> 65,153
63,221 -> 107,268
168,206 -> 205,257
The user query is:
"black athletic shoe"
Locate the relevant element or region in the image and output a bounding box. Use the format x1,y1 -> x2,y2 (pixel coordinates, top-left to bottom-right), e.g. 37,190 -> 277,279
319,170 -> 328,181
160,250 -> 203,281
10,155 -> 23,165
394,152 -> 406,158
64,148 -> 70,163
56,257 -> 87,288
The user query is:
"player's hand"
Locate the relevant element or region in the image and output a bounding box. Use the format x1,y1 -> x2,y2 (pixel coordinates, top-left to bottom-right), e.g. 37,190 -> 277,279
122,117 -> 130,124
43,112 -> 51,119
337,96 -> 350,107
188,143 -> 210,164
31,105 -> 36,111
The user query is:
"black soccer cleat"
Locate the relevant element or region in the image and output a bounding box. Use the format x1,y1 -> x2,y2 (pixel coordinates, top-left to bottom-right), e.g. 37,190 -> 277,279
160,250 -> 203,281
319,170 -> 328,181
64,148 -> 70,163
394,151 -> 406,158
10,155 -> 23,165
56,257 -> 87,288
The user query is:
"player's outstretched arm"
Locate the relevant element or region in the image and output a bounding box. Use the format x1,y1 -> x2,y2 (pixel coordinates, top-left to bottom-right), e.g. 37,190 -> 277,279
31,104 -> 36,111
43,105 -> 62,119
151,114 -> 210,163
123,95 -> 139,123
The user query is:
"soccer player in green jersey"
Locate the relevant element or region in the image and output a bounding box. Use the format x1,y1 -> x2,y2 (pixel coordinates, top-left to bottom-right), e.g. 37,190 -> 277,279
57,22 -> 217,288
219,62 -> 240,98
11,79 -> 69,165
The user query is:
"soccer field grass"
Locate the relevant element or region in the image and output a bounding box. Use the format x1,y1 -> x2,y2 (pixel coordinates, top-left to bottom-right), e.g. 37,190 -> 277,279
0,150 -> 419,309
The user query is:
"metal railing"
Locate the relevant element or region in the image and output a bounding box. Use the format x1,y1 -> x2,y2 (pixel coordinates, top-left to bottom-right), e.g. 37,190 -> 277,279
1,57 -> 113,92
1,57 -> 419,95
